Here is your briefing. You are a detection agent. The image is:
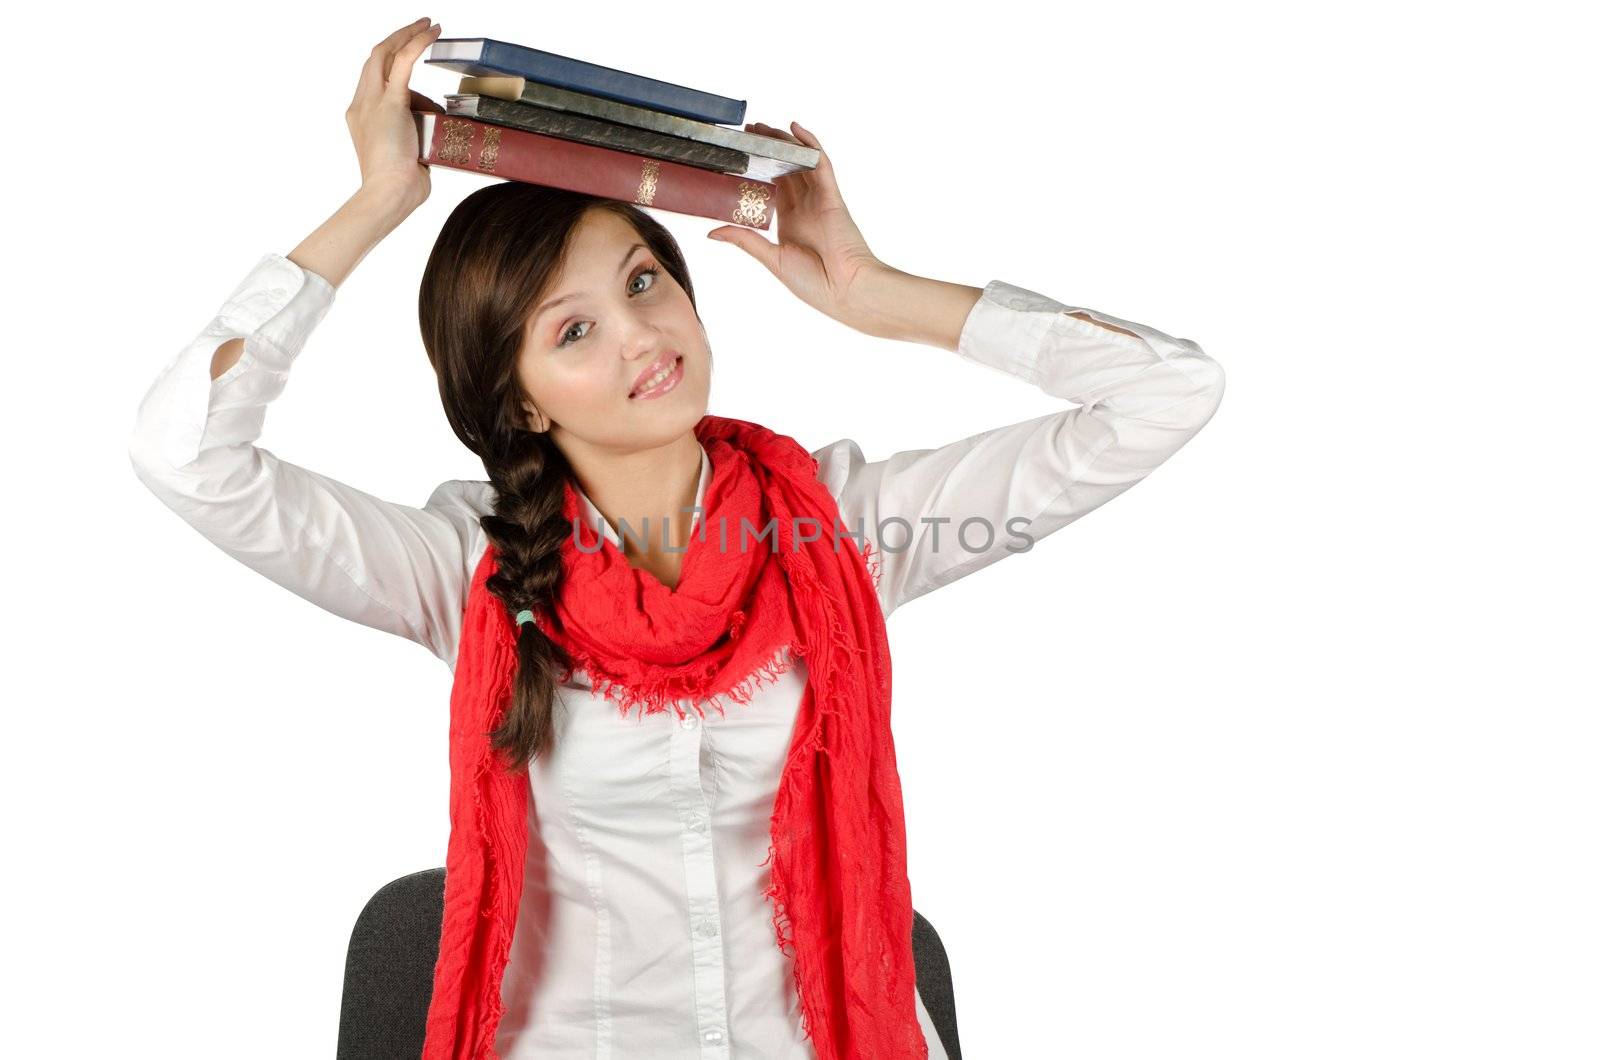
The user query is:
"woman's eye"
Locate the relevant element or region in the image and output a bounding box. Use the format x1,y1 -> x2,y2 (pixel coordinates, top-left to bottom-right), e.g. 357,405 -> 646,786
630,266 -> 660,295
556,266 -> 662,348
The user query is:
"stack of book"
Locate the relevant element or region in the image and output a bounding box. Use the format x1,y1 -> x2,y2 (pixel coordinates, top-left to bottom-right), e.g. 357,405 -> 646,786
411,37 -> 820,231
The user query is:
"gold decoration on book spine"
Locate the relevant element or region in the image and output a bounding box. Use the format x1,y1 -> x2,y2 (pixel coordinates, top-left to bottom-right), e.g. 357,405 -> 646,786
439,119 -> 474,165
635,160 -> 660,206
732,183 -> 771,227
478,126 -> 502,171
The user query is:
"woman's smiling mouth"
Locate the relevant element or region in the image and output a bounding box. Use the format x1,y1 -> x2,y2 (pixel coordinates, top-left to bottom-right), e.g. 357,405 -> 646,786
630,354 -> 684,400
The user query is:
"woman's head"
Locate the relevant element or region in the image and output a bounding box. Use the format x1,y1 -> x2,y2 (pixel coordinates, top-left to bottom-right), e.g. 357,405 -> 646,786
514,206 -> 712,458
419,182 -> 710,465
418,182 -> 710,767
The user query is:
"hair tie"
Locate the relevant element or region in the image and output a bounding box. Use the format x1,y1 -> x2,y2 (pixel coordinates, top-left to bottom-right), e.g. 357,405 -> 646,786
514,609 -> 535,627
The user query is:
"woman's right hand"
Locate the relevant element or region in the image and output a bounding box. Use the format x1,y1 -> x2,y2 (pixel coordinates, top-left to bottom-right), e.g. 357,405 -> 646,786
345,18 -> 446,214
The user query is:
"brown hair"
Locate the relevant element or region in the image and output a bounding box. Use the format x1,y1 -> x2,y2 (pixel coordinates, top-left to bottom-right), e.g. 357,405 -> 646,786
417,182 -> 699,770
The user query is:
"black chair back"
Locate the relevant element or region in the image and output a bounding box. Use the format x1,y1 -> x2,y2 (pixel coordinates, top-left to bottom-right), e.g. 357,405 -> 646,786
337,867 -> 962,1057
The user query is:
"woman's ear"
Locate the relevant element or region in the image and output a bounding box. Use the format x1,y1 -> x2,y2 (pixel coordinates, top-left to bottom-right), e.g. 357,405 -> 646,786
522,398 -> 549,433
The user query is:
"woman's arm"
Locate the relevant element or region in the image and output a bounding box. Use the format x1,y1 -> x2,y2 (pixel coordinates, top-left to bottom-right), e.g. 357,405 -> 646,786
814,268 -> 1225,619
127,241 -> 485,668
841,263 -> 1149,348
697,120 -> 1223,618
207,183 -> 416,382
127,22 -> 490,665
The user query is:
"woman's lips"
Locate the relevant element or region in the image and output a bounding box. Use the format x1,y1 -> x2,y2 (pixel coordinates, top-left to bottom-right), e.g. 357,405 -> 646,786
630,354 -> 684,400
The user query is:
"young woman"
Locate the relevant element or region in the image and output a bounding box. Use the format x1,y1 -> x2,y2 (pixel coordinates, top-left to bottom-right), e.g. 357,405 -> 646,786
128,18 -> 1225,1060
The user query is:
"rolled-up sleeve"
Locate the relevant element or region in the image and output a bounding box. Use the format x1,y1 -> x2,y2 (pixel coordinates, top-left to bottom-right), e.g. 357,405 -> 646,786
127,252 -> 488,666
813,278 -> 1225,619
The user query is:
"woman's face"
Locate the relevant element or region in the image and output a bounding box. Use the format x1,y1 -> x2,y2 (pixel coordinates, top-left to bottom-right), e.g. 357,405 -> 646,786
515,209 -> 712,458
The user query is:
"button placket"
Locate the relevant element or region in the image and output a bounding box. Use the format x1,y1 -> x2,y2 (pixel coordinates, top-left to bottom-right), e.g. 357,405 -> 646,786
669,706 -> 730,1057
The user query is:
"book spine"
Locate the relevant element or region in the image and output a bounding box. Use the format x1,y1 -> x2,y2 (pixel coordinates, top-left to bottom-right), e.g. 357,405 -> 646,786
413,112 -> 774,230
479,39 -> 745,125
462,75 -> 819,170
459,95 -> 750,175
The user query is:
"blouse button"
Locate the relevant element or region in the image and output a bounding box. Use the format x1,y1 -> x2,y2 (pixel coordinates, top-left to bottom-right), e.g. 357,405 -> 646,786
680,712 -> 699,730
696,917 -> 720,938
703,1028 -> 725,1044
686,812 -> 708,833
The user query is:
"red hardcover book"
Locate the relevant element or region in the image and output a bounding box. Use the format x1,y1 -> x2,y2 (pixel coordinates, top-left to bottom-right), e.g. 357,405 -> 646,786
412,110 -> 775,229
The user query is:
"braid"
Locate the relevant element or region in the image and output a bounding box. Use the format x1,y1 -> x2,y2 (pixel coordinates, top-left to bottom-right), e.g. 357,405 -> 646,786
479,430 -> 575,769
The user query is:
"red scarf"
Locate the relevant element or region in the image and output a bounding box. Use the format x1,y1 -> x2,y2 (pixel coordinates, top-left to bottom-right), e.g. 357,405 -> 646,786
420,414 -> 928,1059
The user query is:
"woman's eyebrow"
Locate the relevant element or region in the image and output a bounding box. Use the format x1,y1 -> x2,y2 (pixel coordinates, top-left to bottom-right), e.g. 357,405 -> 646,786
534,243 -> 648,321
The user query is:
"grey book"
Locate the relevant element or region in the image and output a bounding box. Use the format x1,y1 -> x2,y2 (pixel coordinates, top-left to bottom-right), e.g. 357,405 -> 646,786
455,75 -> 819,183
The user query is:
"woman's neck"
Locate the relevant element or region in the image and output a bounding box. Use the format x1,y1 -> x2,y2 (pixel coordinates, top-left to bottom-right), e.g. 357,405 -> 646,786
570,433 -> 705,578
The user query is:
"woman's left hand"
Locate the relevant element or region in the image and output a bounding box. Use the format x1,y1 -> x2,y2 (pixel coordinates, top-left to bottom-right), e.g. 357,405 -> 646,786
706,121 -> 887,330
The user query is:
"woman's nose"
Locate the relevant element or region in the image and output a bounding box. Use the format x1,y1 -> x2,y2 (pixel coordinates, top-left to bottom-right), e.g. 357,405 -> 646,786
621,329 -> 667,361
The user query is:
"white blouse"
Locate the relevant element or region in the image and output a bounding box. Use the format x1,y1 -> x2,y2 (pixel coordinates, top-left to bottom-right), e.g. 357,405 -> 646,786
128,251 -> 1224,1059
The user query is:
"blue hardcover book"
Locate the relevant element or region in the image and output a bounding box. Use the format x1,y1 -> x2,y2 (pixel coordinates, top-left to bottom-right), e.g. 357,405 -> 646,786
425,37 -> 746,126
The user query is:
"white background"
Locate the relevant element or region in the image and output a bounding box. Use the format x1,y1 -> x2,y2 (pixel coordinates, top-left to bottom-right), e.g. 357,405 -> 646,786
7,2 -> 1595,1056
